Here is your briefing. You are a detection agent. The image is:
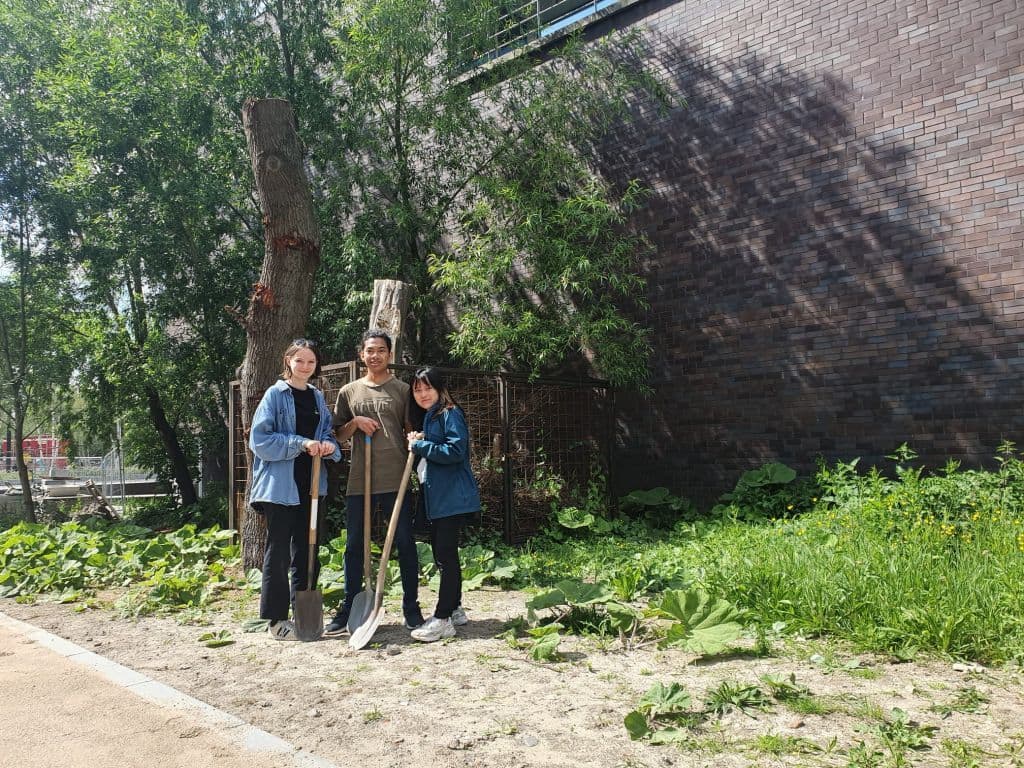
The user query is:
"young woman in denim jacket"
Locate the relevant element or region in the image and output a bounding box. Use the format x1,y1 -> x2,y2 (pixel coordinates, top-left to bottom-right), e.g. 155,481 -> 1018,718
406,367 -> 481,642
249,339 -> 341,640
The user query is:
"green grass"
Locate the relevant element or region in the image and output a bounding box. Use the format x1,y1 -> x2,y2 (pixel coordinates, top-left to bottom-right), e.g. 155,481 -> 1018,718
501,450 -> 1024,663
4,446 -> 1023,665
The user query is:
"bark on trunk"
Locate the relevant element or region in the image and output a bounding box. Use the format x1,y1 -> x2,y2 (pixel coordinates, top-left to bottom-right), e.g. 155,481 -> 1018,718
13,417 -> 34,523
238,98 -> 322,570
369,279 -> 413,365
144,386 -> 198,506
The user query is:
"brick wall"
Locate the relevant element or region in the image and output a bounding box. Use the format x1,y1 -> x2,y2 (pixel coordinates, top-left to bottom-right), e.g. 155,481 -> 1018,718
585,0 -> 1024,503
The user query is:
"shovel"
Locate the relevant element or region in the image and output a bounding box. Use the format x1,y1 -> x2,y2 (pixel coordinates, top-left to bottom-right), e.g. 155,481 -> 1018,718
293,455 -> 324,642
347,434 -> 375,633
349,450 -> 416,650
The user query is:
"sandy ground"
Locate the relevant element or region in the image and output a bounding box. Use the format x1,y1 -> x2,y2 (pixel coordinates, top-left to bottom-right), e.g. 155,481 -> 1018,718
3,588 -> 1023,768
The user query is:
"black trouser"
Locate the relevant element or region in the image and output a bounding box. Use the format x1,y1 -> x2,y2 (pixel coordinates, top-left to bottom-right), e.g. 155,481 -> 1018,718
260,501 -> 322,621
430,514 -> 470,620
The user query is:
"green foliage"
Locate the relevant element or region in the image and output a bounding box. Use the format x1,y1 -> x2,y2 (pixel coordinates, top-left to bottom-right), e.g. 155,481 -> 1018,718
499,447 -> 1024,662
197,629 -> 235,648
619,487 -> 697,528
929,686 -> 989,716
703,680 -> 772,716
854,707 -> 937,766
420,542 -> 518,593
713,461 -> 819,521
0,521 -> 238,616
525,577 -> 641,641
649,589 -> 745,655
525,623 -> 563,661
624,681 -> 695,743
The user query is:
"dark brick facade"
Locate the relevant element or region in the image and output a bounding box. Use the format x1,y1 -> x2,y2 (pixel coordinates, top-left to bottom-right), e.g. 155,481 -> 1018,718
586,0 -> 1024,503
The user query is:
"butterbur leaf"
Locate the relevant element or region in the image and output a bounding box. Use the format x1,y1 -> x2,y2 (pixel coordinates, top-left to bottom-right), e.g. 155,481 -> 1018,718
198,630 -> 235,648
621,487 -> 671,507
648,727 -> 691,745
240,618 -> 269,633
555,579 -> 613,605
244,568 -> 262,591
526,588 -> 565,610
526,622 -> 563,638
463,572 -> 487,590
623,711 -> 650,740
490,562 -> 517,580
606,602 -> 639,633
556,506 -> 594,529
638,681 -> 691,717
528,630 -> 561,661
654,589 -> 744,655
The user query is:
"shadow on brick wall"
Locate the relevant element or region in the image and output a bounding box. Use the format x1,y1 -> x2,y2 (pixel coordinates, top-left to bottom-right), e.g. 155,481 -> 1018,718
594,32 -> 1022,504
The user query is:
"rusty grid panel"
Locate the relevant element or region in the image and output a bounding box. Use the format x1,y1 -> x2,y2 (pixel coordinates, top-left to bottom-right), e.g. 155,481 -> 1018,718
230,363 -> 611,544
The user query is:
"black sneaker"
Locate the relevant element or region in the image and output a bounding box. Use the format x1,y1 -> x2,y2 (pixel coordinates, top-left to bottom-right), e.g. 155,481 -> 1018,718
324,608 -> 350,637
403,606 -> 426,630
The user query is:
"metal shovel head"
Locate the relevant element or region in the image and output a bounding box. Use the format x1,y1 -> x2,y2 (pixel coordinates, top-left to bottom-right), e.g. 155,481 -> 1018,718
348,605 -> 384,650
293,589 -> 324,641
294,456 -> 323,642
347,587 -> 374,634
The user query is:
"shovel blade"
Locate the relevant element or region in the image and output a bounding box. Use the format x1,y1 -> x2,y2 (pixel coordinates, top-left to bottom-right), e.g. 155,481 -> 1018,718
347,588 -> 375,634
293,589 -> 324,641
348,606 -> 384,650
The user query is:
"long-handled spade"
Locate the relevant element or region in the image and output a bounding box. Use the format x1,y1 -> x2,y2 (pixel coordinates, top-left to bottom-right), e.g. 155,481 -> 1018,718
293,455 -> 324,641
347,434 -> 375,633
349,451 -> 416,650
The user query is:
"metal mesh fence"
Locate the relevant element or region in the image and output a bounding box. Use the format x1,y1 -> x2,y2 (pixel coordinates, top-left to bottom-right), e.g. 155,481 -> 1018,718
230,362 -> 612,545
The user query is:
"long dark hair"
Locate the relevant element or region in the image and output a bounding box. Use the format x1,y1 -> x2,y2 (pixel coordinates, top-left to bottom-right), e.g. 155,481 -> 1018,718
407,367 -> 459,430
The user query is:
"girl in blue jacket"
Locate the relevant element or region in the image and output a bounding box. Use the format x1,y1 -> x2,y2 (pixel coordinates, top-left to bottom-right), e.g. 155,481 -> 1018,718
249,339 -> 341,640
406,367 -> 481,642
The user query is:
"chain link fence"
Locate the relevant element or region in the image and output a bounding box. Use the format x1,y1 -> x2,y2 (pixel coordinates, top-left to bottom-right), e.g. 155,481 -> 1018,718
230,362 -> 613,544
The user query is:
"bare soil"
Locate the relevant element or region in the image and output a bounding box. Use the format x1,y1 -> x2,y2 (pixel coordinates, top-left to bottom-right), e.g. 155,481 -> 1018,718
4,587 -> 1022,768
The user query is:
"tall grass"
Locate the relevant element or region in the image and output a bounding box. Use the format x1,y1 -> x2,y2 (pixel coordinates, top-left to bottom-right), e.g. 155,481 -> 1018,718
506,447 -> 1024,662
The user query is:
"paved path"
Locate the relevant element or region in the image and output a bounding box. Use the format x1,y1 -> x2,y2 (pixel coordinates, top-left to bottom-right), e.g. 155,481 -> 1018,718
0,612 -> 340,768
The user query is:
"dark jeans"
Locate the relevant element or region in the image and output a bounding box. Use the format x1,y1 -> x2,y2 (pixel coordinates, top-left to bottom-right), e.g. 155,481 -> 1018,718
260,501 -> 322,622
343,492 -> 420,616
431,514 -> 470,620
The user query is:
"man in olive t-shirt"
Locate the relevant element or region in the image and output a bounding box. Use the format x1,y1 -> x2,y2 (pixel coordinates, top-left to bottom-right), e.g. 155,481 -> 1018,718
324,330 -> 423,636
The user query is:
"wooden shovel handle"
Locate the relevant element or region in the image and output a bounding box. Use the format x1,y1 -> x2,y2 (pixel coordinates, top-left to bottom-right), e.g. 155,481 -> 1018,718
370,451 -> 416,612
363,434 -> 372,582
307,455 -> 322,587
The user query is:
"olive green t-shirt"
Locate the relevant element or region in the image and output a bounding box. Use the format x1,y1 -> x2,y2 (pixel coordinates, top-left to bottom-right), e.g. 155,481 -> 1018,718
333,376 -> 410,495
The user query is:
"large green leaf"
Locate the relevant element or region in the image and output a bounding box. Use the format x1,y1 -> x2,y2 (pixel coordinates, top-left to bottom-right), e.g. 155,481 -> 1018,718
638,681 -> 691,717
623,711 -> 650,740
555,579 -> 613,605
653,589 -> 744,655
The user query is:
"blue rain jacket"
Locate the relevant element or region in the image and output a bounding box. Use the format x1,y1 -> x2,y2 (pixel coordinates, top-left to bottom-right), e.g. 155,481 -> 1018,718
249,379 -> 341,506
410,404 -> 481,520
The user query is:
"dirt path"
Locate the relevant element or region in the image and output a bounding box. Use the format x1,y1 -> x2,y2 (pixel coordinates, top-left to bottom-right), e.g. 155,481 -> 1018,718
3,589 -> 1022,767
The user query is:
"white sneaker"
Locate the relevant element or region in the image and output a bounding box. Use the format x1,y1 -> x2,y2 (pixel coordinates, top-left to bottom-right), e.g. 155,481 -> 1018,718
451,606 -> 468,626
410,616 -> 456,642
268,620 -> 298,640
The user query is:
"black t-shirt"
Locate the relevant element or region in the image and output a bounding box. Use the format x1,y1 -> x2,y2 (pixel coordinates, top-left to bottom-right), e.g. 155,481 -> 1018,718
290,385 -> 319,499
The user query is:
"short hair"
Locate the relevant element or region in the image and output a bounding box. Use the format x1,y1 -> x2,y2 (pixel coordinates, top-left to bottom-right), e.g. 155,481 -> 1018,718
280,338 -> 322,379
359,329 -> 392,352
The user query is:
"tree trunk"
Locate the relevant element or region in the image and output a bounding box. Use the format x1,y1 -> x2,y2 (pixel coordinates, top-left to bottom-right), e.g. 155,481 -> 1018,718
369,279 -> 413,364
12,415 -> 34,523
144,386 -> 198,506
238,98 -> 322,570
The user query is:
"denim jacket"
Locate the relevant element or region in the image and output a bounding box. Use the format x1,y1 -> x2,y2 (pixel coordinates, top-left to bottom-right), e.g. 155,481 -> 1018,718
409,404 -> 481,520
249,379 -> 341,506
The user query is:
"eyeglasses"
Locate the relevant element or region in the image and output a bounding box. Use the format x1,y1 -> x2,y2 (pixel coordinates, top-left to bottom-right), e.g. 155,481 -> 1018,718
292,338 -> 317,348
